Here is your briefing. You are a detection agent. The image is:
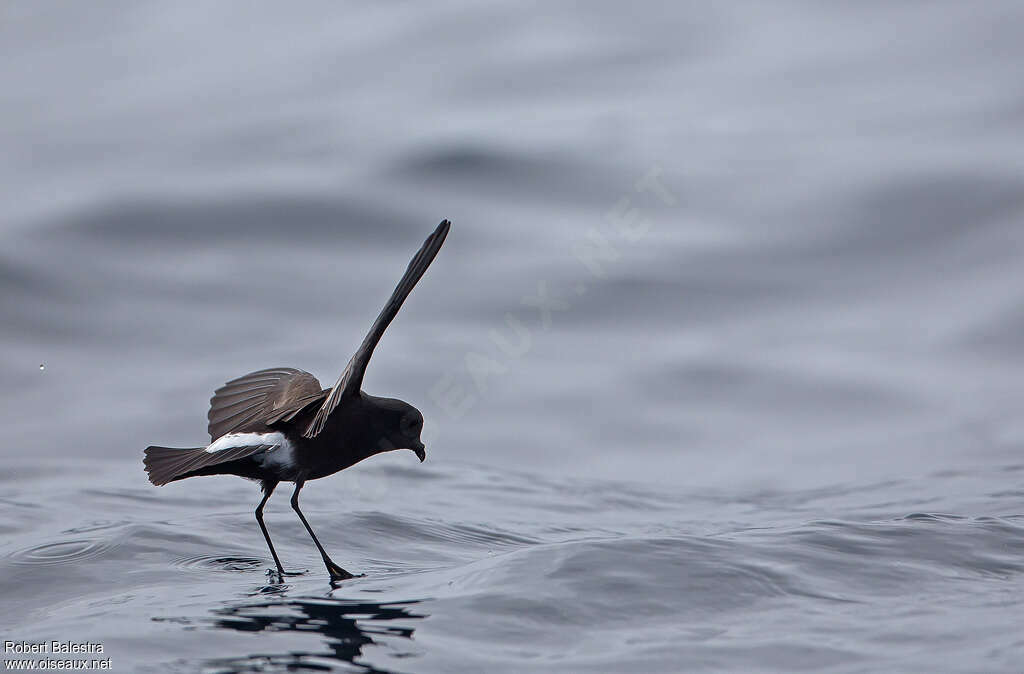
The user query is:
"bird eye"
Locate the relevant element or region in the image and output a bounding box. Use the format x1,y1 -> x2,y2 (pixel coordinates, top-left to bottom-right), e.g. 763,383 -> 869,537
400,412 -> 422,436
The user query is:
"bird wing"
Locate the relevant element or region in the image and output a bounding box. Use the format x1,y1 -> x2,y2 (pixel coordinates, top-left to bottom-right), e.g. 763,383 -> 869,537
208,367 -> 324,440
303,219 -> 450,439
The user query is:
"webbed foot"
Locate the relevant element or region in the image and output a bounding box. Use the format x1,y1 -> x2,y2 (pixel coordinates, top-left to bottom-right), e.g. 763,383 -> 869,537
325,559 -> 360,582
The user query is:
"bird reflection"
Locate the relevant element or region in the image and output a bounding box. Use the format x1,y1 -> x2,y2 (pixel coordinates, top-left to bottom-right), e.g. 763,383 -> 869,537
204,595 -> 426,673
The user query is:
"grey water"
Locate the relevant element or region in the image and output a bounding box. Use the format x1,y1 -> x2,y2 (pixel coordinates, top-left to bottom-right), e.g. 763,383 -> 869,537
2,2 -> 1024,672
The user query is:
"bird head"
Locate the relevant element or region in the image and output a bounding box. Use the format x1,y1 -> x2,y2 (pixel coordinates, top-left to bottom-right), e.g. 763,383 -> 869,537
367,396 -> 426,462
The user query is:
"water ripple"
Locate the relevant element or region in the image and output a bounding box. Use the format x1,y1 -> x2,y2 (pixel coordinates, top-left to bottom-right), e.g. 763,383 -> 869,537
8,538 -> 116,567
171,554 -> 267,574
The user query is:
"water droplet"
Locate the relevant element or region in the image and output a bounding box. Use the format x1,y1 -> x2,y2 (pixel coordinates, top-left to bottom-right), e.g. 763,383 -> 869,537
39,364 -> 45,371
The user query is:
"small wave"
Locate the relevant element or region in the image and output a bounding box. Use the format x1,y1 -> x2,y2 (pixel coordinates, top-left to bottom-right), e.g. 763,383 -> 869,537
62,519 -> 131,534
754,515 -> 1024,588
900,512 -> 967,522
350,511 -> 541,549
171,554 -> 267,574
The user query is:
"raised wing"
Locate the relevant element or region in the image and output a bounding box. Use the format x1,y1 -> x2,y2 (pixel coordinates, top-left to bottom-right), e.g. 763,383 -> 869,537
208,367 -> 324,440
304,219 -> 450,438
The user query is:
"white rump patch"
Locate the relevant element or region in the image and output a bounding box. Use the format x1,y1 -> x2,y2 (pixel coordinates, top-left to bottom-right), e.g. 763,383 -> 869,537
205,432 -> 287,453
205,431 -> 296,472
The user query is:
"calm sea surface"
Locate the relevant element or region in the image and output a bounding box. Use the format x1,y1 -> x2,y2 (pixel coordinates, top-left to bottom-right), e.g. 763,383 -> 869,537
2,2 -> 1024,671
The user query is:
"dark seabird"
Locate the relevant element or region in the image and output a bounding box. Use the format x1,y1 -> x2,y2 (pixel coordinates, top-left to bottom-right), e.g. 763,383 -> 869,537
144,219 -> 450,581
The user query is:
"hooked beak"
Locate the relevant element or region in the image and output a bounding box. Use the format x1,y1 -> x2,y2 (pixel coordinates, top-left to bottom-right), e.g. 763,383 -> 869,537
412,441 -> 426,463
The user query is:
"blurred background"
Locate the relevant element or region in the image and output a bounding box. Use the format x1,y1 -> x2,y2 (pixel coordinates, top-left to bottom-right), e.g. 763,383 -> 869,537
3,1 -> 1024,488
2,2 -> 1024,672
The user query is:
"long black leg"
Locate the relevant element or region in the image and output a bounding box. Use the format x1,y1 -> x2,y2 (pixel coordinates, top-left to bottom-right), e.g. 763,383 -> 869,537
290,480 -> 355,581
255,480 -> 287,579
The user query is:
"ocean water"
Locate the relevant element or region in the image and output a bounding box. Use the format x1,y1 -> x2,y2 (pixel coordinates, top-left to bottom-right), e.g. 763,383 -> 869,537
2,2 -> 1024,672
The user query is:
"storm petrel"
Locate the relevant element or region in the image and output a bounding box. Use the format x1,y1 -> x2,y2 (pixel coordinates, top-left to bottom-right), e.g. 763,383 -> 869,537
144,219 -> 450,581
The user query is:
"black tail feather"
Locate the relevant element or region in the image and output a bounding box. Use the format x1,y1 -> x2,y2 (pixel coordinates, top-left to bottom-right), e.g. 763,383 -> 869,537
144,442 -> 277,486
143,446 -> 208,486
